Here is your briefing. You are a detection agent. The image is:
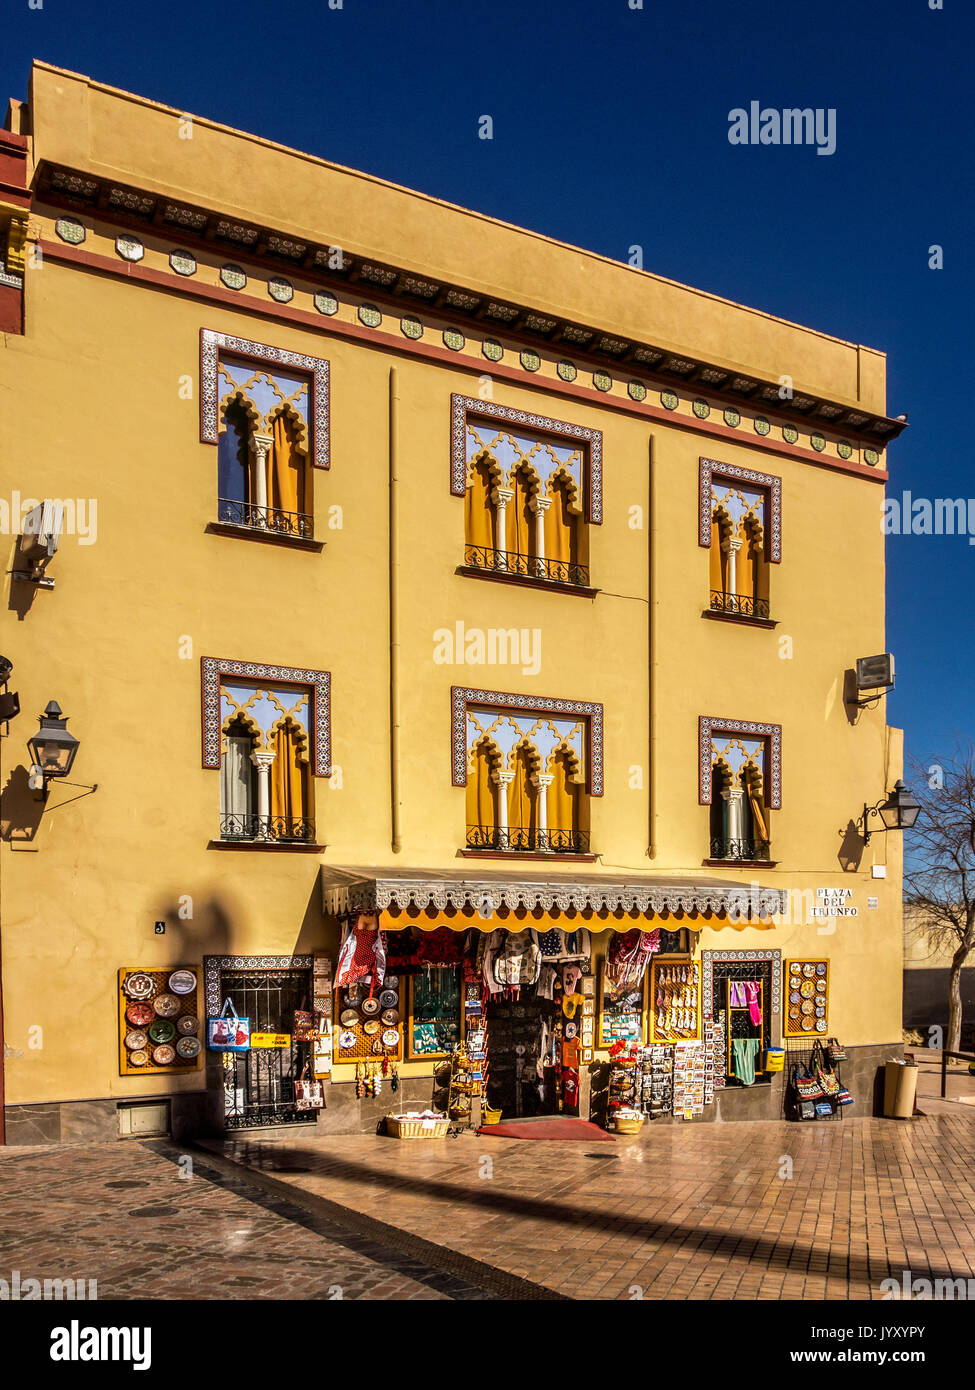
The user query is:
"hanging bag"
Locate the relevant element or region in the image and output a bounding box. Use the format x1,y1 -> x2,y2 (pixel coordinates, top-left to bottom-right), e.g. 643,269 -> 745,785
813,1042 -> 841,1098
294,1064 -> 325,1112
827,1037 -> 847,1064
207,997 -> 251,1052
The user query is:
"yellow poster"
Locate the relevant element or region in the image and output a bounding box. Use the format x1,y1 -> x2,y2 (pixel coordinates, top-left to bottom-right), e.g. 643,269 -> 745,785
250,1033 -> 291,1048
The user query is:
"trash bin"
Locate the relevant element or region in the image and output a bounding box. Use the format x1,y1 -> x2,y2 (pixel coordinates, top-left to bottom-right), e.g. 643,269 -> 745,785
884,1059 -> 918,1119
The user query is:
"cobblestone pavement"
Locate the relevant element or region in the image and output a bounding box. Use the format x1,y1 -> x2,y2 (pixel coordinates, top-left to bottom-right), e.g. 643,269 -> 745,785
201,1111 -> 975,1300
0,1137 -> 499,1300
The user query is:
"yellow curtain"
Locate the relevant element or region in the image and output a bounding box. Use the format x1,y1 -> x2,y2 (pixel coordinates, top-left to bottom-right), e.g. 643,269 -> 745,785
544,480 -> 578,567
507,747 -> 537,835
547,750 -> 579,834
505,470 -> 535,559
466,743 -> 497,832
465,460 -> 496,552
269,414 -> 305,516
737,523 -> 757,601
743,768 -> 769,843
709,518 -> 726,592
270,723 -> 308,824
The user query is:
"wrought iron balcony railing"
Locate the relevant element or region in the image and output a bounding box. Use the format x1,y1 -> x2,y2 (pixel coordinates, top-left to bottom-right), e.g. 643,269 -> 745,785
467,824 -> 590,854
464,544 -> 589,588
709,589 -> 770,619
218,498 -> 314,540
709,837 -> 771,862
220,813 -> 316,844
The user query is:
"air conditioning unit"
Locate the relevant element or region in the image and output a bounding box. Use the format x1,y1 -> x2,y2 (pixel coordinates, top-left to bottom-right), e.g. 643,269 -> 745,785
19,500 -> 63,586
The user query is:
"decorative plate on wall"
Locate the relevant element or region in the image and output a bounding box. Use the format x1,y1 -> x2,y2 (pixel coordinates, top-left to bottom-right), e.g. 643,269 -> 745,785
400,316 -> 423,340
169,249 -> 196,276
220,264 -> 246,290
660,390 -> 679,410
627,380 -> 647,402
557,360 -> 577,382
314,293 -> 338,315
358,303 -> 382,328
123,973 -> 157,1001
754,416 -> 771,436
592,371 -> 612,392
55,218 -> 86,245
723,407 -> 741,427
520,350 -> 541,372
482,339 -> 503,362
782,425 -> 799,444
692,398 -> 710,419
443,328 -> 465,351
125,1002 -> 155,1028
268,277 -> 294,303
177,1015 -> 200,1035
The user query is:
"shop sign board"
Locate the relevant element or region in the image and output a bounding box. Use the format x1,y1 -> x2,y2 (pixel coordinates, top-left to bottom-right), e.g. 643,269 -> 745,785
810,888 -> 857,918
250,1033 -> 291,1048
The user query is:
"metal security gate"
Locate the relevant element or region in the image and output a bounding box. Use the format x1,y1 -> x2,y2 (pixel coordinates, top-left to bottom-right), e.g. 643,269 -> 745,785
219,967 -> 315,1129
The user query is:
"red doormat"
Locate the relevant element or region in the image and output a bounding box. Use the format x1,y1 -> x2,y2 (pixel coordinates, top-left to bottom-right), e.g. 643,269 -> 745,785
476,1117 -> 614,1141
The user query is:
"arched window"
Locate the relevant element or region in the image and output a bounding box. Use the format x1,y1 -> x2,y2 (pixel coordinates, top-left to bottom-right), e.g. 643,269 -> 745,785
707,474 -> 774,619
546,747 -> 584,852
268,411 -> 309,533
466,738 -> 499,848
544,476 -> 581,581
464,456 -> 499,560
270,718 -> 310,838
218,401 -> 251,517
507,743 -> 539,850
220,713 -> 257,840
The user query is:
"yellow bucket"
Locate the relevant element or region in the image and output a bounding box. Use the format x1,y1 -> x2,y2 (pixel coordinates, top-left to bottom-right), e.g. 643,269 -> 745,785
482,1105 -> 502,1125
764,1048 -> 785,1073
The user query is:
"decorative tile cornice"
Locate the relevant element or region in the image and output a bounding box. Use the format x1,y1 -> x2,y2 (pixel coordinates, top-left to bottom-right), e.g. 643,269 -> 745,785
451,686 -> 604,795
699,715 -> 782,807
204,954 -> 313,1016
700,457 -> 782,561
201,657 -> 331,776
199,328 -> 330,468
450,394 -> 603,523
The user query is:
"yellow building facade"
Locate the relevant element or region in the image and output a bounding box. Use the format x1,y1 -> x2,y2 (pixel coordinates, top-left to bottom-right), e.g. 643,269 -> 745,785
0,62 -> 907,1142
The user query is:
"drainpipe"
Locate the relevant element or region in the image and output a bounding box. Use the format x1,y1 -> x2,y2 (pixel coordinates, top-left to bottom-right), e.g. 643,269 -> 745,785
389,368 -> 402,853
647,434 -> 656,859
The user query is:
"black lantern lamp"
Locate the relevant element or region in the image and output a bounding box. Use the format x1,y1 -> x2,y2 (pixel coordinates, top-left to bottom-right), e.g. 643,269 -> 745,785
27,700 -> 80,795
862,779 -> 921,844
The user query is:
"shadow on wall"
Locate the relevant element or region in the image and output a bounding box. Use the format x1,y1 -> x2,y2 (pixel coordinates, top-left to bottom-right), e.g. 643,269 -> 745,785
1,763 -> 45,842
904,967 -> 975,1048
6,535 -> 41,621
837,818 -> 865,872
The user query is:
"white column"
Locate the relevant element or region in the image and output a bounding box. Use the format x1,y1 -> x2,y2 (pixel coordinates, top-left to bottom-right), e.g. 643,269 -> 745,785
721,783 -> 745,857
492,486 -> 514,571
250,433 -> 273,524
493,769 -> 515,848
532,772 -> 554,850
530,495 -> 551,578
251,749 -> 276,837
722,535 -> 742,598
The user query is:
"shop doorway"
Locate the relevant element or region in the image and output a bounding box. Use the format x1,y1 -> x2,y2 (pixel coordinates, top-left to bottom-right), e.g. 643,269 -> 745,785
217,965 -> 315,1129
485,993 -> 563,1118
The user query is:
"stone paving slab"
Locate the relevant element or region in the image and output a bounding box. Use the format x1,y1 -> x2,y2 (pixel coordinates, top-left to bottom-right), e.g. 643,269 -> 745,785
199,1112 -> 975,1300
0,1137 -> 497,1300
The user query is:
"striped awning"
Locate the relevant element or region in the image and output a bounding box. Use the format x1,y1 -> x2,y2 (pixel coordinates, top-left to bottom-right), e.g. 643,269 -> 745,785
320,865 -> 785,924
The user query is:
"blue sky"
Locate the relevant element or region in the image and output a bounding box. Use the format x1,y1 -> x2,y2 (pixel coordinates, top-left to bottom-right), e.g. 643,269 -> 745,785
4,0 -> 968,770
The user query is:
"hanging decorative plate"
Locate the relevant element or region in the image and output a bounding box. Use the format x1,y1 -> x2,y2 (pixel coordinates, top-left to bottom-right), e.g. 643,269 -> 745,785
520,350 -> 541,372
344,986 -> 362,1005
789,1005 -> 801,1019
692,398 -> 710,419
177,1015 -> 200,1035
371,1038 -> 384,1054
124,1030 -> 148,1051
176,1036 -> 202,1059
314,292 -> 338,315
660,390 -> 678,410
557,359 -> 577,382
128,1049 -> 149,1067
443,327 -> 464,351
482,339 -> 503,362
815,1006 -> 826,1018
382,1028 -> 399,1047
148,1020 -> 176,1044
789,961 -> 801,974
810,432 -> 826,453
339,1009 -> 359,1027
816,980 -> 827,994
168,970 -> 197,995
152,1044 -> 176,1066
782,424 -> 799,444
359,303 -> 382,328
865,447 -> 880,466
400,315 -> 423,339
363,1019 -> 380,1036
754,416 -> 771,436
837,440 -> 853,460
592,371 -> 612,392
153,994 -> 181,1018
801,1018 -> 814,1032
220,264 -> 246,290
381,1008 -> 399,1026
802,963 -> 816,978
627,380 -> 647,402
815,1019 -> 827,1032
379,989 -> 397,1009
361,996 -> 380,1016
723,407 -> 740,427
816,963 -> 827,975
800,981 -> 815,999
125,1002 -> 155,1028
789,990 -> 801,1004
115,234 -> 144,262
122,972 -> 157,1000
565,1021 -> 578,1040
385,976 -> 399,990
55,217 -> 86,245
801,1000 -> 814,1015
338,1030 -> 357,1049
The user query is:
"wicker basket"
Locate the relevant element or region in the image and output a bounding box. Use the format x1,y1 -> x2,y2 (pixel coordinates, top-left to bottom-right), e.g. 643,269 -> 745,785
386,1114 -> 449,1139
613,1112 -> 645,1135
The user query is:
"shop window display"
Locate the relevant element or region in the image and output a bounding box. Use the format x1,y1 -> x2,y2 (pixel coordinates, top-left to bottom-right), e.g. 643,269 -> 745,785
408,967 -> 462,1057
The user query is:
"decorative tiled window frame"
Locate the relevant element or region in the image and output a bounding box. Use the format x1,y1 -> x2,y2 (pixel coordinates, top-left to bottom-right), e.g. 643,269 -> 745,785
204,954 -> 313,1017
702,949 -> 782,1020
451,686 -> 604,795
699,716 -> 782,808
199,328 -> 331,468
699,457 -> 781,561
450,394 -> 603,523
201,658 -> 331,776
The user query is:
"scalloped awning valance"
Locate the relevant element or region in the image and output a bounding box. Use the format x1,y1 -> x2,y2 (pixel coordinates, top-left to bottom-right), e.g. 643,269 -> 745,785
320,865 -> 786,924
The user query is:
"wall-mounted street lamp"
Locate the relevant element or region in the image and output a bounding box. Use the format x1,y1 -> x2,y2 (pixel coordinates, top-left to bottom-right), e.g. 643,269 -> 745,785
862,780 -> 921,844
27,700 -> 80,799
